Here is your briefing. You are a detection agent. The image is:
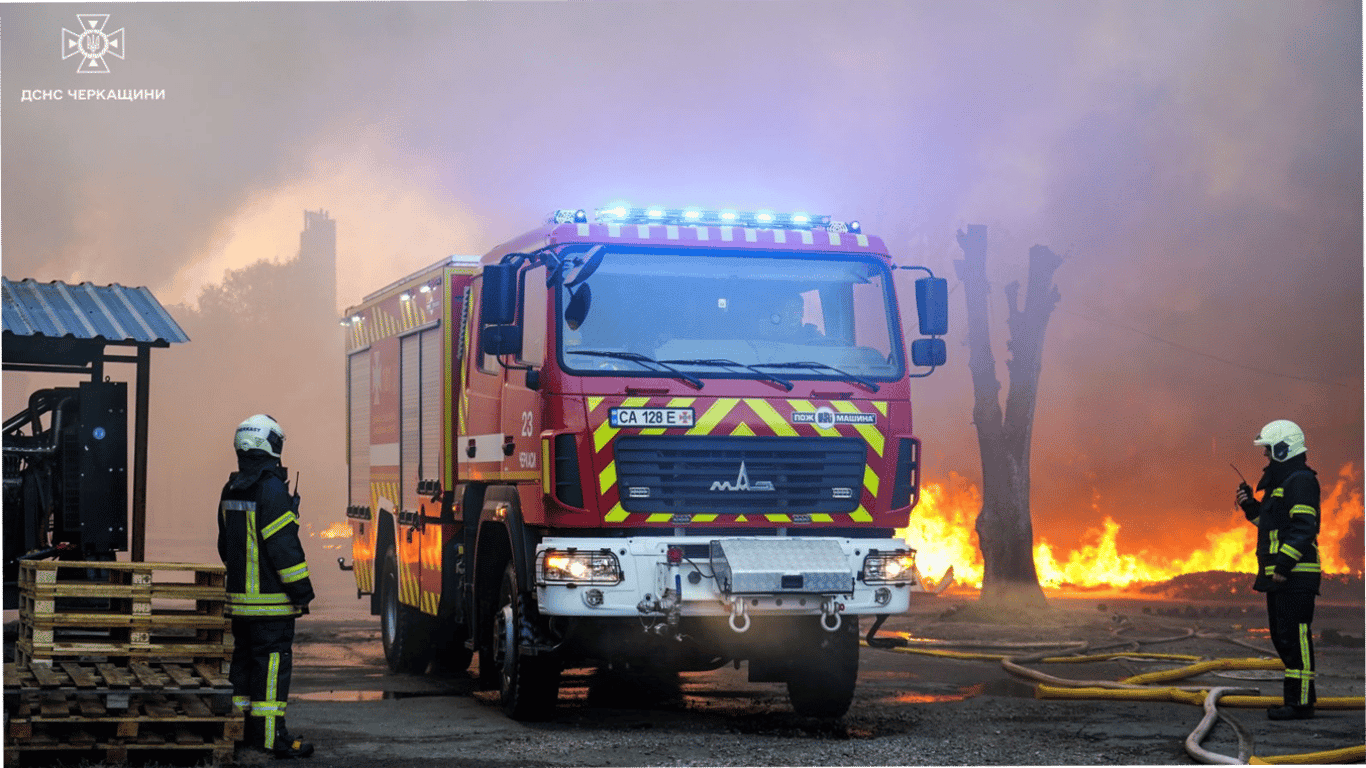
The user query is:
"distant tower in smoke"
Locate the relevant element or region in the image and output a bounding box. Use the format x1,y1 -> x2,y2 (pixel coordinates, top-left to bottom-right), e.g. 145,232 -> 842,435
299,209 -> 337,314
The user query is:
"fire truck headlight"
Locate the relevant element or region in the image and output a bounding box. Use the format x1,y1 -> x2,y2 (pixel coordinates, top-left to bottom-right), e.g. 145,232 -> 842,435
538,549 -> 622,585
863,550 -> 916,585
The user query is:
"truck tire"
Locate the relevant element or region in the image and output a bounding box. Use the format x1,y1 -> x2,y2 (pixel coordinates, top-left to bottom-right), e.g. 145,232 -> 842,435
493,562 -> 560,720
430,622 -> 474,675
786,615 -> 859,718
380,544 -> 433,674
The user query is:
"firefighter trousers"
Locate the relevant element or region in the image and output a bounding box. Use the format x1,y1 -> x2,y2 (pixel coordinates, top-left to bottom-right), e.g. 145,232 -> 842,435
1266,589 -> 1316,708
229,617 -> 297,749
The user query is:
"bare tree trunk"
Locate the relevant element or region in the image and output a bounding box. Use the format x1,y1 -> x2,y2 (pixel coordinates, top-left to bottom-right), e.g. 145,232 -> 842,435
953,225 -> 1062,608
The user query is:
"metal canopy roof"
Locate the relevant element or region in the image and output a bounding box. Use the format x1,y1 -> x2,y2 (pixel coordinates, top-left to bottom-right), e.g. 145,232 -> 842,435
2,277 -> 189,346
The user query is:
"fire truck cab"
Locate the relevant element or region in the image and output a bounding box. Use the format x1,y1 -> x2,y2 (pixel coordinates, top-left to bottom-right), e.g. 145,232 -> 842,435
343,206 -> 948,720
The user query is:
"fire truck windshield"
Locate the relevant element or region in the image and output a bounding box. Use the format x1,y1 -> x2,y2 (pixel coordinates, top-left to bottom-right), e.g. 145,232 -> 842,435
557,248 -> 904,382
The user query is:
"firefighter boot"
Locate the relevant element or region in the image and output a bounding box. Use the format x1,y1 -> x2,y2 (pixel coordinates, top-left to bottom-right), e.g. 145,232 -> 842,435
1267,704 -> 1314,720
270,732 -> 315,754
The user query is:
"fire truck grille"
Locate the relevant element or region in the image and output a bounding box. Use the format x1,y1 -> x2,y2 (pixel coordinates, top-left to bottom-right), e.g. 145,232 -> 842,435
614,436 -> 867,514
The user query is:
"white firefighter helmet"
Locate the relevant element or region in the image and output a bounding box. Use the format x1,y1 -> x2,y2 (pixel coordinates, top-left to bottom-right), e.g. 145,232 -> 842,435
235,414 -> 286,458
1253,419 -> 1306,462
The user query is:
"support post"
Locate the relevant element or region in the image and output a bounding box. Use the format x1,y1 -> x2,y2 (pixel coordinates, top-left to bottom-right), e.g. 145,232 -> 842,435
131,345 -> 150,562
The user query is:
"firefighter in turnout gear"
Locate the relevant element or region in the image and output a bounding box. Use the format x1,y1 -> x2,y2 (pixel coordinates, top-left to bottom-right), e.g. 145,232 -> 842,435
1235,419 -> 1320,721
218,414 -> 316,757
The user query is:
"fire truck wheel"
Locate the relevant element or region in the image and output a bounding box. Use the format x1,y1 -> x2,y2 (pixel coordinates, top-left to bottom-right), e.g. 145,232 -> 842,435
380,545 -> 433,674
494,562 -> 560,720
785,614 -> 859,718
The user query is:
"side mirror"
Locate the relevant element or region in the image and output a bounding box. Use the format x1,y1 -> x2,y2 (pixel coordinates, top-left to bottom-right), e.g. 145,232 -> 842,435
564,245 -> 606,289
481,264 -> 518,326
481,325 -> 523,357
564,284 -> 592,331
915,277 -> 948,336
911,337 -> 946,368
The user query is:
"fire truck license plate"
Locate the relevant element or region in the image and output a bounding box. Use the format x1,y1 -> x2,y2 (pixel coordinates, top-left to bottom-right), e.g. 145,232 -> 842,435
609,408 -> 695,428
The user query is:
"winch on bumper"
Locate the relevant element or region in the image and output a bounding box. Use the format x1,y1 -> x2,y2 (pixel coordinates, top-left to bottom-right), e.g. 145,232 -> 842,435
534,536 -> 923,633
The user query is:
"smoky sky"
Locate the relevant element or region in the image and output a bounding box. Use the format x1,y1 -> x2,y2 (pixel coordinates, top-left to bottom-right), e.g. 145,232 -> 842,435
3,1 -> 1361,565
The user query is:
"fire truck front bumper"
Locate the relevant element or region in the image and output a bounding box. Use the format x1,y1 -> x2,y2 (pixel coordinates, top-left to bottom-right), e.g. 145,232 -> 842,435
533,535 -> 925,621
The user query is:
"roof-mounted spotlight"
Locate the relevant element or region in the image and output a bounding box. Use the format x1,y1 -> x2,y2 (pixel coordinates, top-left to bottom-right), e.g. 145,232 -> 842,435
848,220 -> 862,234
400,292 -> 412,301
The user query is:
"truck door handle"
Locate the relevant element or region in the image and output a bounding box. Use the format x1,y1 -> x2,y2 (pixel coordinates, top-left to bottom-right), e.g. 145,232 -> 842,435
503,436 -> 515,456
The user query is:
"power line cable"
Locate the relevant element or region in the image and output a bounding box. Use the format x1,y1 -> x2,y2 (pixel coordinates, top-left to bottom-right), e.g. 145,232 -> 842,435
1059,307 -> 1353,390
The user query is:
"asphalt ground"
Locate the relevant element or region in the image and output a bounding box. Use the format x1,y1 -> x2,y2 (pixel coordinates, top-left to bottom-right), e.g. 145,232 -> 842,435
265,594 -> 1364,767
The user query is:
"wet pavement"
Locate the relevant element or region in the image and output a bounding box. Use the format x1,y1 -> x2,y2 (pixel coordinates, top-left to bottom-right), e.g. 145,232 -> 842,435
275,595 -> 1365,766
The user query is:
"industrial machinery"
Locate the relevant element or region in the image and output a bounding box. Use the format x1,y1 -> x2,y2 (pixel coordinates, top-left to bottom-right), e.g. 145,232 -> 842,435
2,278 -> 188,607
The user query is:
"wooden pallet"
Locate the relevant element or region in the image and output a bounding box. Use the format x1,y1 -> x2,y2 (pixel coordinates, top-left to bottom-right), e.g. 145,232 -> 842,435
7,562 -> 240,764
4,660 -> 239,766
16,560 -> 232,667
4,736 -> 235,767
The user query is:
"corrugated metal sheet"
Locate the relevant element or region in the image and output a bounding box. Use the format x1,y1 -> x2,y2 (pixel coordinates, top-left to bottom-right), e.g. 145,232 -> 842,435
2,278 -> 189,345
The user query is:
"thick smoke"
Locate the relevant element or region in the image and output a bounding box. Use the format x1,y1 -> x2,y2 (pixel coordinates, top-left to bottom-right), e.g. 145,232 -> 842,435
3,2 -> 1360,575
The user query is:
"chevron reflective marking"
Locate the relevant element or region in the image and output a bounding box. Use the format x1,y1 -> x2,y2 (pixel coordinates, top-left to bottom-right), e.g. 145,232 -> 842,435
746,398 -> 798,437
593,419 -> 617,453
692,397 -> 740,434
590,395 -> 891,526
864,464 -> 880,497
599,460 -> 617,496
834,400 -> 884,455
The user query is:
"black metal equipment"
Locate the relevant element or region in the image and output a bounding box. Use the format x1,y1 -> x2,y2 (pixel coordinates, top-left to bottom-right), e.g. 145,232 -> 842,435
2,278 -> 188,608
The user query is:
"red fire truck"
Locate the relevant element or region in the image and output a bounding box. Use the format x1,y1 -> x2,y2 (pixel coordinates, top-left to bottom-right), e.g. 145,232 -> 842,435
341,206 -> 948,719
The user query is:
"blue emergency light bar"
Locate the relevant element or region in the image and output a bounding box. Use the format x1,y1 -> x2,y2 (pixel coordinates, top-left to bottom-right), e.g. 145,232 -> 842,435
547,207 -> 861,234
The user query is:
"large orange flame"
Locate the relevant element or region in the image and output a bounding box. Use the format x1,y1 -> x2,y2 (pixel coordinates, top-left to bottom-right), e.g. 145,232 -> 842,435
900,464 -> 1363,591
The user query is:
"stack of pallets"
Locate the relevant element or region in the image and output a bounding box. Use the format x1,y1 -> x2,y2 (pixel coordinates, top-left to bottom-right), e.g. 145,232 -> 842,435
4,560 -> 238,766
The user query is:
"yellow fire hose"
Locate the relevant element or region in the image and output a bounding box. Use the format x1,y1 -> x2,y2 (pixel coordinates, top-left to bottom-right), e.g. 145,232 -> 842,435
865,625 -> 1366,764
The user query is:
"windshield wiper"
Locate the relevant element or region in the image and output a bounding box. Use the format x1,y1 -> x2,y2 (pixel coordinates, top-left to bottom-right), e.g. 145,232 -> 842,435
658,359 -> 794,391
567,350 -> 704,390
752,361 -> 880,392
